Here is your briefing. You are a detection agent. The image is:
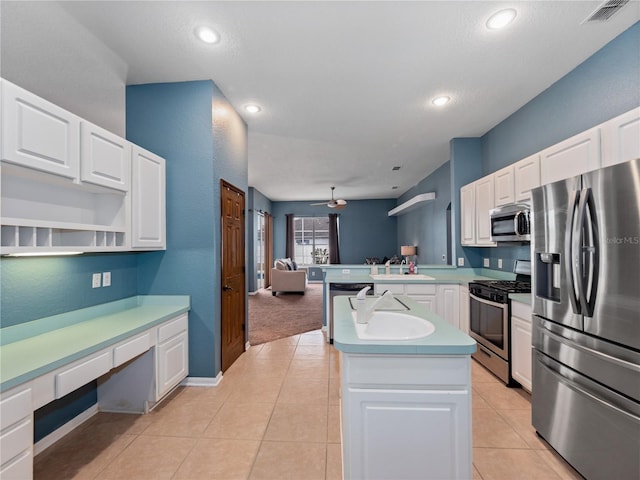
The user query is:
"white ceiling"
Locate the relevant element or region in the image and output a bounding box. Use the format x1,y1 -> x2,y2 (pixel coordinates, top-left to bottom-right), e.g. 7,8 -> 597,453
55,1 -> 639,202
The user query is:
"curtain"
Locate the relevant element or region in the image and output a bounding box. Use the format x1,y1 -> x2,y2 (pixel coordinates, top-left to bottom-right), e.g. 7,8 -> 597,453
285,213 -> 295,260
328,213 -> 341,264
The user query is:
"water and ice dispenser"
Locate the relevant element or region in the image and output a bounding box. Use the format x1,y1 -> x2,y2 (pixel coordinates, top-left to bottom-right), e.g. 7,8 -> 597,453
536,252 -> 561,302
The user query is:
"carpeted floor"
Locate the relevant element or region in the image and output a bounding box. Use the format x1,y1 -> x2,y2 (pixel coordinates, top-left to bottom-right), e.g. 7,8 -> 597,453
248,282 -> 323,345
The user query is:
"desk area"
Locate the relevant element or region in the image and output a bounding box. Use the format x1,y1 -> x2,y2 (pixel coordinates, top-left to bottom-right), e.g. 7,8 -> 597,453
0,295 -> 190,479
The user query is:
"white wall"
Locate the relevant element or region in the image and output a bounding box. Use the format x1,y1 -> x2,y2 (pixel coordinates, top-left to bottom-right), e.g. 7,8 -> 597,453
0,1 -> 128,135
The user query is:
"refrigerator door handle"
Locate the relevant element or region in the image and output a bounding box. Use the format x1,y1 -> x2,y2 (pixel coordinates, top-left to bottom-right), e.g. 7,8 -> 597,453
566,189 -> 581,314
578,188 -> 599,317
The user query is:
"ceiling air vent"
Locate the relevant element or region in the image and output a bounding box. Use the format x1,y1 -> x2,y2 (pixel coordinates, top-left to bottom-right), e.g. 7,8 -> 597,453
583,0 -> 630,22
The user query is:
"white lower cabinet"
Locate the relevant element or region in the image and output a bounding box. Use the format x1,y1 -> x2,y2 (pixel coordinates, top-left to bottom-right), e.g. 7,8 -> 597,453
341,354 -> 472,480
157,315 -> 189,398
510,300 -> 532,392
374,283 -> 437,311
0,387 -> 33,480
436,284 -> 459,329
459,285 -> 470,334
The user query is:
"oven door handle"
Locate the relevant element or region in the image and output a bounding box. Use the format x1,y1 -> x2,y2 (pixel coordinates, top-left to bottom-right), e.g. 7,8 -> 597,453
470,292 -> 507,309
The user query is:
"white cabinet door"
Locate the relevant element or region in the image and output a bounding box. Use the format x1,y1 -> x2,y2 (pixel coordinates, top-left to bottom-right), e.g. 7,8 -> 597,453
1,79 -> 79,180
131,146 -> 166,249
157,331 -> 188,398
514,154 -> 541,202
600,107 -> 640,168
459,286 -> 470,334
540,127 -> 601,185
510,301 -> 532,392
460,183 -> 475,245
474,175 -> 495,246
80,122 -> 130,191
493,165 -> 515,207
344,387 -> 470,480
436,285 -> 459,329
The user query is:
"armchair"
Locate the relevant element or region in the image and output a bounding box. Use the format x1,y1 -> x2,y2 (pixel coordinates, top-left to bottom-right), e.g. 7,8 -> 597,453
271,258 -> 308,296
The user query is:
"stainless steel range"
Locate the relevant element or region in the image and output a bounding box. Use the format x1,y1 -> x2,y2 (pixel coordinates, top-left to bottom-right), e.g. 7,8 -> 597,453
468,259 -> 531,385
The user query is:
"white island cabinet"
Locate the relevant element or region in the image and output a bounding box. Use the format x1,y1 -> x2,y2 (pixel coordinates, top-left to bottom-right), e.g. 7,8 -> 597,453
333,296 -> 475,480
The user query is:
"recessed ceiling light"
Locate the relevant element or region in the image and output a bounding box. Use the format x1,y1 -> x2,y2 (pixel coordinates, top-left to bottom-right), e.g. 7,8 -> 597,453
432,96 -> 450,107
244,104 -> 262,114
392,166 -> 401,171
392,186 -> 399,190
486,8 -> 517,30
195,26 -> 220,44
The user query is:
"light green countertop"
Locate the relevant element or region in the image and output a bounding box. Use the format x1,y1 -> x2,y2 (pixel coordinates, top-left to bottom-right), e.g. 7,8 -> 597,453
0,295 -> 190,392
332,295 -> 476,355
509,293 -> 533,305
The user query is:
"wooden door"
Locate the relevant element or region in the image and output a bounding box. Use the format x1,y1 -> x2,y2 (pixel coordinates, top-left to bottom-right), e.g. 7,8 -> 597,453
221,180 -> 246,371
264,212 -> 273,288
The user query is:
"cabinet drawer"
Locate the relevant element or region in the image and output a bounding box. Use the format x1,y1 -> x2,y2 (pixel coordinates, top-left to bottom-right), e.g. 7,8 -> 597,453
0,388 -> 31,430
374,284 -> 404,295
158,314 -> 188,343
0,449 -> 32,480
31,375 -> 55,410
113,332 -> 151,368
55,351 -> 112,398
511,300 -> 532,321
343,354 -> 470,387
406,283 -> 436,295
0,418 -> 32,465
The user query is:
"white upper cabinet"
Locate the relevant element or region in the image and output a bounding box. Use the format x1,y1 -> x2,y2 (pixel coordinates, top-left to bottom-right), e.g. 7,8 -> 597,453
513,154 -> 540,202
80,122 -> 131,192
1,79 -> 80,180
600,107 -> 640,168
131,146 -> 166,250
460,183 -> 475,246
493,165 -> 515,207
474,175 -> 495,246
540,127 -> 601,185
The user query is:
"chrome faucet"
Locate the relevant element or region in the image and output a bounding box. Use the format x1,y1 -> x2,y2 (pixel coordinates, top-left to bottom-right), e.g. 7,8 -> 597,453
399,258 -> 407,274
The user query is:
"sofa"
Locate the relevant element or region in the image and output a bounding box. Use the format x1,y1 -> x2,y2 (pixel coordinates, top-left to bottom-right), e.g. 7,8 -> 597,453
271,258 -> 308,296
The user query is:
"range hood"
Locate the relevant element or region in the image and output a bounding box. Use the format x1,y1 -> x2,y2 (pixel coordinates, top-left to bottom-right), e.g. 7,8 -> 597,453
388,192 -> 436,216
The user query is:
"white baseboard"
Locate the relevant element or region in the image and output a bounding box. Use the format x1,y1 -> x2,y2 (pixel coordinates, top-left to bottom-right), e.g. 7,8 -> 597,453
34,404 -> 99,456
181,372 -> 222,387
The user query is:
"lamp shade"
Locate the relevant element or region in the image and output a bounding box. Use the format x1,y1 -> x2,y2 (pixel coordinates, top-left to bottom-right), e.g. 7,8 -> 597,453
401,245 -> 417,256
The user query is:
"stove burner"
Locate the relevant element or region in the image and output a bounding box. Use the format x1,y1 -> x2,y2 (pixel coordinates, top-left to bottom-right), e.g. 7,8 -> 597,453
471,279 -> 532,294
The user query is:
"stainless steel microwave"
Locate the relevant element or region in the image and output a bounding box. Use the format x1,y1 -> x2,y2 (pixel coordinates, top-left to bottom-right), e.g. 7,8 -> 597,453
489,203 -> 531,242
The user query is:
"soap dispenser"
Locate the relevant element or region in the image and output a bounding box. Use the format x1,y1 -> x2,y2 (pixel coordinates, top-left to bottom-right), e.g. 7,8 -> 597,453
355,286 -> 371,324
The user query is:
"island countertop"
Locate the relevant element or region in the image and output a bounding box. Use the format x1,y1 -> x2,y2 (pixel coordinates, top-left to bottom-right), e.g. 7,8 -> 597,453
332,295 -> 476,355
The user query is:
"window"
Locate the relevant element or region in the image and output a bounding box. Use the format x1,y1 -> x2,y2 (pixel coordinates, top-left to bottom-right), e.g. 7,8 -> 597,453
294,216 -> 329,265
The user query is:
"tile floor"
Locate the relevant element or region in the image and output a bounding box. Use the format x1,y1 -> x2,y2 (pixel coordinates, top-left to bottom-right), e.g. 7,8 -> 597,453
34,329 -> 581,480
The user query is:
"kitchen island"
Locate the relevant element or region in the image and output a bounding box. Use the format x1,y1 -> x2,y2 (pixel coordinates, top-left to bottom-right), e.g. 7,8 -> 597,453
333,295 -> 476,480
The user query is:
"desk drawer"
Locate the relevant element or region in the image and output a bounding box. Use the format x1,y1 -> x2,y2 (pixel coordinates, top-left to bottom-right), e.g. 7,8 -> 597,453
0,418 -> 32,466
0,388 -> 31,430
55,351 -> 112,398
158,314 -> 188,343
113,332 -> 151,367
0,449 -> 32,480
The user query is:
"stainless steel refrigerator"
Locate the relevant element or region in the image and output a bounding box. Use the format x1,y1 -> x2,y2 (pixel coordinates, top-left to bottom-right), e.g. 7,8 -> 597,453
531,158 -> 640,480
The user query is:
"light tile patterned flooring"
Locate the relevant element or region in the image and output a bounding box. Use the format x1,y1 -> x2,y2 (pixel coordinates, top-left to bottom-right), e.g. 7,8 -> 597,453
34,329 -> 581,479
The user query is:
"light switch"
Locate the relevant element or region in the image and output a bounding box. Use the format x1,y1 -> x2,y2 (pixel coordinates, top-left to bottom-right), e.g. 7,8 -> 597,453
457,257 -> 464,266
102,272 -> 111,287
92,273 -> 101,288
483,258 -> 490,267
498,259 -> 503,269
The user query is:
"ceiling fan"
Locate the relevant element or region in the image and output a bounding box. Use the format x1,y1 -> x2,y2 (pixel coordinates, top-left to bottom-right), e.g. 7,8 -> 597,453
310,186 -> 347,209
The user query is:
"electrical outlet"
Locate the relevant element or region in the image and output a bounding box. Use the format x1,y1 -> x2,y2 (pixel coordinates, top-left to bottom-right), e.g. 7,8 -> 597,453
483,258 -> 490,268
457,257 -> 464,266
92,273 -> 101,288
442,254 -> 446,262
102,272 -> 111,287
498,259 -> 503,269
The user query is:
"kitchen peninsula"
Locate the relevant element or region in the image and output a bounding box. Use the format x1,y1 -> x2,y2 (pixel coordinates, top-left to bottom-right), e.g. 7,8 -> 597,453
333,294 -> 476,479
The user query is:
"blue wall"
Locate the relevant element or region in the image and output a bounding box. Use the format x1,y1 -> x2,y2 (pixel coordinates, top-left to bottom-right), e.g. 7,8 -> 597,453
271,199 -> 398,264
396,161 -> 452,265
409,22 -> 640,272
127,80 -> 248,377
